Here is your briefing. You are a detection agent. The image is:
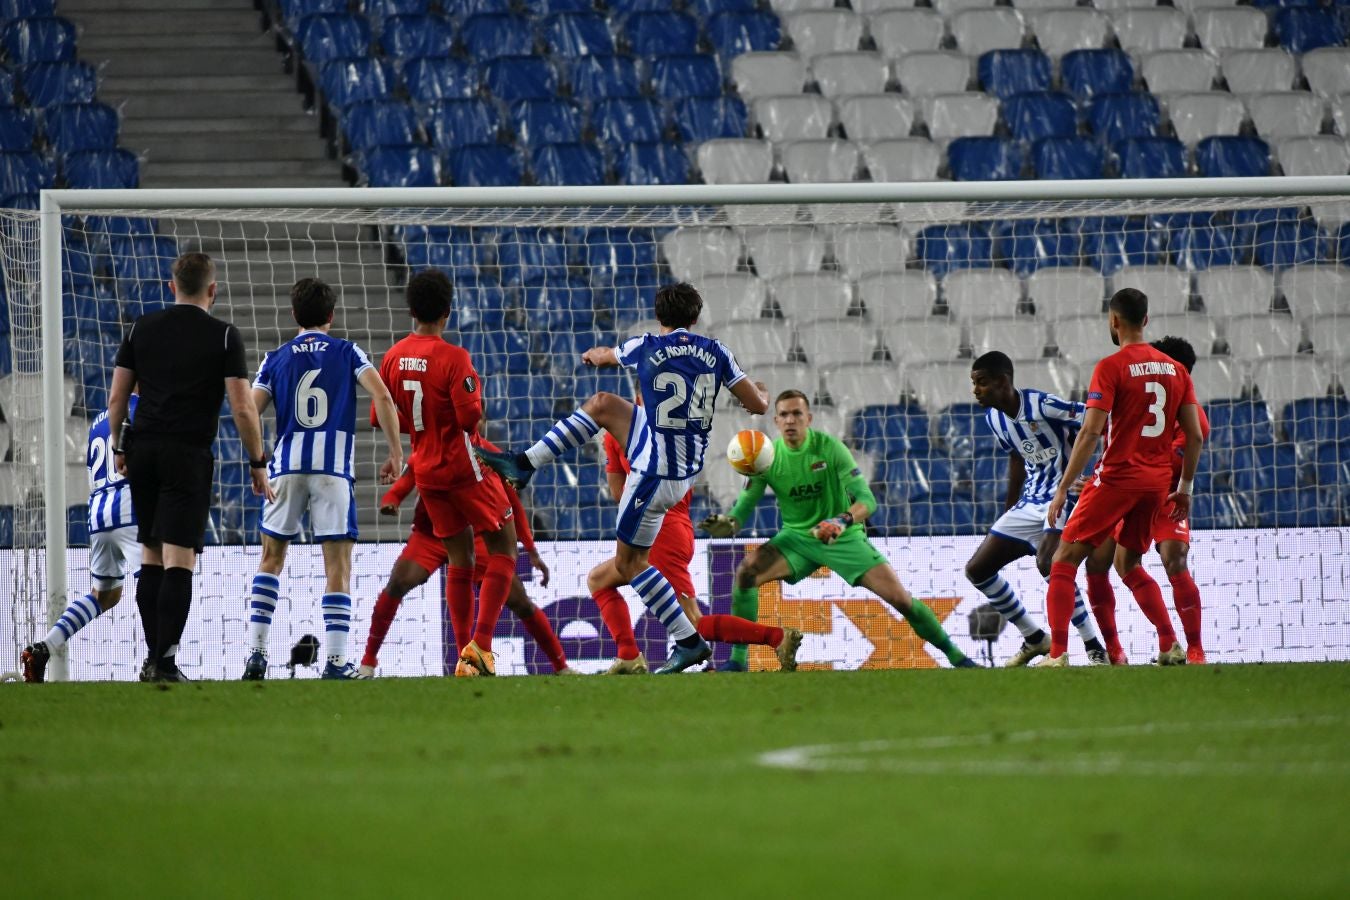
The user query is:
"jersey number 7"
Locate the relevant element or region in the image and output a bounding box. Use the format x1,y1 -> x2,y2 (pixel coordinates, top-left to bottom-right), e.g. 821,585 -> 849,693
402,380 -> 424,432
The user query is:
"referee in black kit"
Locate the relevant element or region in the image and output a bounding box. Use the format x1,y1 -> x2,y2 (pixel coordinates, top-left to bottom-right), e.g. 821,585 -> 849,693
108,251 -> 274,682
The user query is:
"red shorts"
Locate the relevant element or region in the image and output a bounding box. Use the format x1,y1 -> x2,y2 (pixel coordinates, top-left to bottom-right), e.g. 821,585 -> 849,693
1061,479 -> 1164,555
400,526 -> 448,574
649,516 -> 696,599
1150,504 -> 1191,548
419,475 -> 512,539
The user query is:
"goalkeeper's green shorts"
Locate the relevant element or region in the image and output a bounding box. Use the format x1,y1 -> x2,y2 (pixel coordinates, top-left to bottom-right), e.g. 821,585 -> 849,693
768,527 -> 888,587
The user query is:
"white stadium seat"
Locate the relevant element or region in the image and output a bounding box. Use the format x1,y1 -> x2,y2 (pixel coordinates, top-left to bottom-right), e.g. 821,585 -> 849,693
1307,313 -> 1350,359
1029,9 -> 1110,58
1224,314 -> 1302,359
1301,48 -> 1350,99
769,0 -> 836,13
1252,356 -> 1329,409
699,273 -> 769,323
1094,0 -> 1163,9
1282,264 -> 1350,323
1110,9 -> 1189,54
893,52 -> 972,98
832,224 -> 912,280
743,225 -> 825,279
1221,49 -> 1296,95
1014,357 -> 1080,400
881,318 -> 965,363
1165,92 -> 1246,146
1335,94 -> 1350,138
697,139 -> 774,184
1052,314 -> 1111,365
784,10 -> 864,61
863,138 -> 942,182
756,362 -> 821,402
731,52 -> 809,101
906,360 -> 977,411
1172,0 -> 1243,14
1247,92 -> 1327,141
1142,50 -> 1219,95
933,0 -> 997,14
858,271 -> 940,323
782,139 -> 862,183
1148,313 -> 1220,357
661,227 -> 741,282
753,95 -> 833,143
1192,7 -> 1268,53
869,10 -> 945,60
1276,136 -> 1350,178
837,94 -> 916,142
714,319 -> 794,366
822,363 -> 906,420
853,0 -> 919,12
1010,0 -> 1081,8
942,268 -> 1022,320
811,51 -> 889,99
1190,356 -> 1245,403
1196,266 -> 1275,317
969,316 -> 1048,358
772,272 -> 854,321
797,319 -> 879,365
1112,264 -> 1191,315
1025,267 -> 1107,321
950,9 -> 1025,57
923,92 -> 1000,142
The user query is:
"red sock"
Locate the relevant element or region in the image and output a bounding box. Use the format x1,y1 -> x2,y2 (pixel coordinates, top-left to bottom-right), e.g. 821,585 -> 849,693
360,590 -> 401,668
446,566 -> 474,656
1046,561 -> 1078,657
472,554 -> 514,652
697,614 -> 783,648
594,587 -> 639,660
1122,566 -> 1177,652
520,606 -> 567,672
1086,572 -> 1122,658
1168,570 -> 1203,649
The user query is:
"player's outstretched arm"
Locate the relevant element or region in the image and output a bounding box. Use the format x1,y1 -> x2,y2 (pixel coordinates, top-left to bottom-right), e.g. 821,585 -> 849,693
227,376 -> 275,502
581,346 -> 619,368
359,367 -> 403,484
709,474 -> 769,536
1167,403 -> 1204,521
729,378 -> 769,415
1047,407 -> 1106,525
107,365 -> 135,476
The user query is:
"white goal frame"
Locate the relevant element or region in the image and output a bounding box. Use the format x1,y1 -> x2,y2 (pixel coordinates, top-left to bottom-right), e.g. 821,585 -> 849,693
31,174 -> 1350,680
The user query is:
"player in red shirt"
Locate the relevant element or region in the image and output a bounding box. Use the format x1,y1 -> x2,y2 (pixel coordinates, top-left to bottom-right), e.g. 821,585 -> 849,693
378,271 -> 516,676
358,448 -> 572,677
1040,288 -> 1205,667
1082,337 -> 1212,665
599,424 -> 802,674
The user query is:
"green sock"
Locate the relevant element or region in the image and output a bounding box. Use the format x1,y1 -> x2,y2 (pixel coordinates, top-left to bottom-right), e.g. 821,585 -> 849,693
729,584 -> 760,667
905,598 -> 966,665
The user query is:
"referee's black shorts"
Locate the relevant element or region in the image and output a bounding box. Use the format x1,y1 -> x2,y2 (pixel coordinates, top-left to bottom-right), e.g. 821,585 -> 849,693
126,436 -> 213,552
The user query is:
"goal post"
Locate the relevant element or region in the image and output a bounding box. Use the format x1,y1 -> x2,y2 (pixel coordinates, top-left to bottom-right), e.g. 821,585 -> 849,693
8,174 -> 1350,680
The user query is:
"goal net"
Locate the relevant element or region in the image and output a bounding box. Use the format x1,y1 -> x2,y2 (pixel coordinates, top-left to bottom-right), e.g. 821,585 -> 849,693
3,179 -> 1349,680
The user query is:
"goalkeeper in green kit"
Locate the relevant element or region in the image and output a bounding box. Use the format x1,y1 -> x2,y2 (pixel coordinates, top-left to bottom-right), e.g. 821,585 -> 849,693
701,390 -> 976,670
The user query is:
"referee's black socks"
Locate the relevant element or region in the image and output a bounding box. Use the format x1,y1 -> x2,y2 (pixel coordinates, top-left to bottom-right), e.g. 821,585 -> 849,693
155,567 -> 194,668
135,564 -> 164,659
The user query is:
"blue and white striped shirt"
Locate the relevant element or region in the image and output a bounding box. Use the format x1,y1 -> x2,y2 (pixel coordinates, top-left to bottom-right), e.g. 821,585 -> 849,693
253,330 -> 373,481
87,396 -> 137,534
984,388 -> 1084,504
616,328 -> 746,480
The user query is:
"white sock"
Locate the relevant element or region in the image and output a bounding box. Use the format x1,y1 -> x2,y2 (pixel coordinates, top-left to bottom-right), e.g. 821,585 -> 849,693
525,409 -> 600,469
322,592 -> 352,665
44,593 -> 103,650
248,573 -> 280,654
631,566 -> 696,641
973,573 -> 1043,639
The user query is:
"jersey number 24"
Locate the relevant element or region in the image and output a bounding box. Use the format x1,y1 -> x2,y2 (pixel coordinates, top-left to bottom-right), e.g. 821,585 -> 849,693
654,372 -> 714,431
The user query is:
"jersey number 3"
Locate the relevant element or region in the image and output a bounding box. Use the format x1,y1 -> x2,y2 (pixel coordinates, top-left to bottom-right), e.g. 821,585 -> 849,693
1141,381 -> 1166,438
654,372 -> 714,430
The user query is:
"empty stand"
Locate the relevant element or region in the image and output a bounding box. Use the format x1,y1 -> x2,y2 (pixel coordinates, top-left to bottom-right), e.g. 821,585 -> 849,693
869,9 -> 945,59
1026,267 -> 1107,320
907,360 -> 979,412
1247,91 -> 1327,141
951,9 -> 1024,58
894,52 -> 971,98
699,273 -> 769,323
662,227 -> 742,282
1111,8 -> 1189,54
821,363 -> 904,422
1030,9 -> 1110,58
1113,264 -> 1191,314
781,139 -> 860,183
754,94 -> 832,143
773,272 -> 853,321
1277,136 -> 1350,177
1283,264 -> 1348,323
924,92 -> 1000,142
744,225 -> 825,279
1196,266 -> 1276,316
1192,7 -> 1268,53
783,10 -> 863,61
858,272 -> 939,323
697,138 -> 772,183
942,268 -> 1021,319
798,319 -> 877,366
883,318 -> 964,363
1221,49 -> 1297,95
712,319 -> 792,366
1253,356 -> 1330,410
832,224 -> 911,280
863,138 -> 941,181
811,51 -> 888,99
1052,314 -> 1108,366
970,316 -> 1047,358
1302,47 -> 1350,99
1143,49 -> 1219,94
1167,92 -> 1246,146
1225,314 -> 1303,359
1149,313 -> 1219,357
837,94 -> 914,142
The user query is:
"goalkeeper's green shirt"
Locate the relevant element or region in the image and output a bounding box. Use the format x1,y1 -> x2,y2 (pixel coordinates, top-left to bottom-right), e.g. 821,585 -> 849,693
729,429 -> 877,537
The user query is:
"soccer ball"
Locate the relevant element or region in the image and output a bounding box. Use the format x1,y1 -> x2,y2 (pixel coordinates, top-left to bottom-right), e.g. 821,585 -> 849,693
727,430 -> 774,476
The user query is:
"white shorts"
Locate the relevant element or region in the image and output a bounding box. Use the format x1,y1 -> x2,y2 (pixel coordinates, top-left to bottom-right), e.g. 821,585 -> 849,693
261,473 -> 358,542
990,496 -> 1078,552
615,470 -> 697,549
89,525 -> 139,591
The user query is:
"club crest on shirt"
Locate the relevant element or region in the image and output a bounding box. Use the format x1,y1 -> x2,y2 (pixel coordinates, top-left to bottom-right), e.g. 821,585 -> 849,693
1028,422 -> 1039,432
811,461 -> 828,471
1088,391 -> 1103,400
463,376 -> 477,393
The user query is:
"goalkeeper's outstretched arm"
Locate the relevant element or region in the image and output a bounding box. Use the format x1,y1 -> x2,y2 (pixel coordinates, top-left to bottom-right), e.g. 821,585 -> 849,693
702,475 -> 770,536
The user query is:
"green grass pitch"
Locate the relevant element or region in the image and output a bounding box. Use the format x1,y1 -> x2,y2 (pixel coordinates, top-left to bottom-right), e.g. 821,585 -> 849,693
3,664 -> 1348,899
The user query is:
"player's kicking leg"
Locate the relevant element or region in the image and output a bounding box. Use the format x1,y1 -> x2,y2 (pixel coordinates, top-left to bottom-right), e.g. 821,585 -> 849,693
965,531 -> 1051,667
475,392 -> 633,490
675,594 -> 803,672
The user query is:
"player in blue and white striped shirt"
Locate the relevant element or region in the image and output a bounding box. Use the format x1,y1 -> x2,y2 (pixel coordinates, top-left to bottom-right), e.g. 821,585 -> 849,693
965,351 -> 1109,667
22,396 -> 142,682
477,282 -> 769,673
242,278 -> 403,681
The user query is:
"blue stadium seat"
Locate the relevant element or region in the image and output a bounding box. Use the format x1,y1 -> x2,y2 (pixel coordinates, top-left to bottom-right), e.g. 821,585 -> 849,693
1252,221 -> 1326,270
978,50 -> 1052,101
320,58 -> 395,108
1207,399 -> 1275,450
694,0 -> 756,14
398,57 -> 478,102
484,56 -> 559,101
597,282 -> 656,326
852,403 -> 930,458
909,498 -> 977,537
1190,492 -> 1248,529
1283,398 -> 1350,449
0,149 -> 53,193
1031,138 -> 1105,180
519,275 -> 598,330
0,105 -> 35,150
593,98 -> 665,149
426,99 -> 501,149
0,1 -> 55,17
1311,441 -> 1350,487
1297,487 -> 1344,527
571,369 -> 629,403
66,505 -> 88,547
607,0 -> 677,15
1274,8 -> 1347,54
1114,137 -> 1187,178
948,137 -> 1023,181
569,54 -> 643,102
365,0 -> 432,17
462,14 -> 536,59
378,14 -> 455,58
625,12 -> 699,56
462,325 -> 532,374
1232,444 -> 1300,497
521,0 -> 595,14
450,275 -> 508,329
342,101 -> 420,152
510,98 -> 584,147
544,13 -> 615,57
278,0 -> 347,29
1170,221 -> 1238,271
916,223 -> 994,277
294,13 -> 372,62
582,228 -> 660,286
993,219 -> 1082,276
615,141 -> 689,184
43,102 -> 118,153
672,96 -> 747,141
649,54 -> 722,100
0,16 -> 76,65
1002,92 -> 1077,142
1061,49 -> 1134,101
706,12 -> 781,64
359,145 -> 439,186
1195,136 -> 1270,178
443,0 -> 515,17
485,373 -> 556,420
19,61 -> 97,106
531,142 -> 606,186
496,228 -> 569,284
939,403 -> 1001,458
0,67 -> 15,104
448,143 -> 523,185
1087,92 -> 1160,144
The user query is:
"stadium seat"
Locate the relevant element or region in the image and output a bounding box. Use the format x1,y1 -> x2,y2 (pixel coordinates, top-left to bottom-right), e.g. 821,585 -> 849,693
648,54 -> 723,100
906,360 -> 979,412
1253,221 -> 1328,271
857,271 -> 939,323
447,143 -> 522,186
278,0 -> 346,28
951,9 -> 1024,57
924,92 -> 999,142
1030,9 -> 1110,58
1206,398 -> 1273,451
543,13 -> 614,57
1114,137 -> 1188,178
969,316 -> 1047,358
1225,313 -> 1303,358
295,13 -> 371,62
1002,92 -> 1076,142
62,149 -> 138,189
773,271 -> 852,321
365,0 -> 433,18
994,219 -> 1081,275
341,101 -> 419,153
851,401 -> 930,458
783,10 -> 864,61
948,137 -> 1023,181
1142,49 -> 1218,95
864,138 -> 939,182
1026,267 -> 1106,321
1283,396 -> 1350,448
1196,265 -> 1275,317
837,94 -> 915,142
483,56 -> 559,101
1110,8 -> 1188,54
1191,356 -> 1246,403
978,50 -> 1052,101
673,96 -> 748,142
932,0 -> 998,14
894,52 -> 971,98
378,13 -> 455,58
519,276 -> 599,329
531,142 -> 605,186
625,12 -> 700,56
1147,313 -> 1218,356
917,224 -> 994,279
495,228 -> 568,286
1309,441 -> 1350,490
869,10 -> 945,59
714,319 -> 792,366
781,139 -> 861,183
18,61 -> 97,107
744,225 -> 825,279
1114,264 -> 1192,314
0,105 -> 34,151
731,52 -> 807,100
324,58 -> 397,107
941,267 -> 1020,319
1221,49 -> 1296,95
425,99 -> 500,150
1087,92 -> 1161,144
699,272 -> 768,322
1195,136 -> 1270,178
1166,92 -> 1246,146
820,363 -> 904,422
1060,49 -> 1134,101
753,95 -> 832,143
1302,47 -> 1350,99
832,224 -> 911,280
510,99 -> 583,148
615,142 -> 689,185
1078,216 -> 1166,275
1284,265 -> 1349,323
1273,8 -> 1346,55
1169,219 -> 1237,272
798,319 -> 876,365
1031,138 -> 1105,180
882,318 -> 964,363
696,138 -> 772,183
1276,136 -> 1350,178
462,13 -> 536,58
568,55 -> 642,102
1051,314 -> 1108,365
1336,94 -> 1350,138
1193,7 -> 1270,53
707,11 -> 782,64
1246,92 -> 1326,142
811,52 -> 888,99
2,16 -> 75,67
662,227 -> 742,282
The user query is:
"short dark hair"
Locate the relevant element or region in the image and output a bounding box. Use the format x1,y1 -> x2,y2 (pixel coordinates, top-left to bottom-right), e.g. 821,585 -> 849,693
1109,287 -> 1149,326
291,277 -> 336,329
654,282 -> 703,329
775,389 -> 810,411
971,350 -> 1014,381
1151,336 -> 1197,374
406,270 -> 453,324
172,252 -> 214,296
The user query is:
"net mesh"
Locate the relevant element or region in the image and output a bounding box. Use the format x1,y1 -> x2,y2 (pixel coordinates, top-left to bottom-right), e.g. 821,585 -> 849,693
2,190 -> 1349,679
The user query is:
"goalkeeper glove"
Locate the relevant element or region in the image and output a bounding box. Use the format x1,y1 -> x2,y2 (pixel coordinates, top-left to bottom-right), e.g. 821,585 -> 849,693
699,514 -> 739,538
812,513 -> 853,545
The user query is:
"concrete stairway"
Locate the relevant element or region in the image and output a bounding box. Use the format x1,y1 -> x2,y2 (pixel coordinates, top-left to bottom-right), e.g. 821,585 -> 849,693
61,0 -> 347,189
